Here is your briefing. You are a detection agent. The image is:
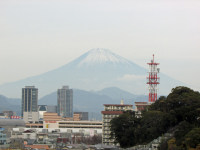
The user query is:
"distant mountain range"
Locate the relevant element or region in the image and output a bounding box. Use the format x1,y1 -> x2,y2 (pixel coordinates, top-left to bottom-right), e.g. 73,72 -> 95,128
0,48 -> 184,99
0,95 -> 21,115
39,87 -> 148,120
0,87 -> 148,120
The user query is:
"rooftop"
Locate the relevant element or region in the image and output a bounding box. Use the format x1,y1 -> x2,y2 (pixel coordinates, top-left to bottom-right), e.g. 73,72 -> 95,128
104,104 -> 133,106
25,144 -> 49,149
0,119 -> 25,127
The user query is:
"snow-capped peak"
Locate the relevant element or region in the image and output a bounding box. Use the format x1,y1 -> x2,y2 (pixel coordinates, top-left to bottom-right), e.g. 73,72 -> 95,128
78,48 -> 131,66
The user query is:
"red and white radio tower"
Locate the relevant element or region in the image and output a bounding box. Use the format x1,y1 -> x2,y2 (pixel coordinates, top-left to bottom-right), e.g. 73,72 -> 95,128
147,54 -> 160,103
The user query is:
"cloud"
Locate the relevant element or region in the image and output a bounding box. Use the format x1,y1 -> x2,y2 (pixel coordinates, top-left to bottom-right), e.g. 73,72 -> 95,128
117,74 -> 146,81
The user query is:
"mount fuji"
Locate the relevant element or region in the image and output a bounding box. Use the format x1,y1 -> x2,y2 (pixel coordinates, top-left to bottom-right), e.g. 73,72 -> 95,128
0,48 -> 183,98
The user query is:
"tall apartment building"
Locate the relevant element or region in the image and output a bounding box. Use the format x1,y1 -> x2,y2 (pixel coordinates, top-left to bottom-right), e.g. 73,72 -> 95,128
21,86 -> 39,123
101,101 -> 133,146
57,86 -> 73,118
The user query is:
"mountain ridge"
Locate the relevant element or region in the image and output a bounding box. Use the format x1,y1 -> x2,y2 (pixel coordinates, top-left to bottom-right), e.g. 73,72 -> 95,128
38,87 -> 147,120
0,48 -> 184,98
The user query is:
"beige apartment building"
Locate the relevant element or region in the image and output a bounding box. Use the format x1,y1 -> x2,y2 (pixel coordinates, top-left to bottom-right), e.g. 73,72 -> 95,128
101,101 -> 133,146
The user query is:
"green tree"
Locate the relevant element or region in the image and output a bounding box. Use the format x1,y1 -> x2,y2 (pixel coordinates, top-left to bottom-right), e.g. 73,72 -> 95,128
174,121 -> 194,146
110,86 -> 200,148
184,128 -> 200,148
110,111 -> 140,148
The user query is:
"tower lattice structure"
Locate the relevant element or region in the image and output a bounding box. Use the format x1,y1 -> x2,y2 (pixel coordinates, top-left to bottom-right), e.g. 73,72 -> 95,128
147,54 -> 160,103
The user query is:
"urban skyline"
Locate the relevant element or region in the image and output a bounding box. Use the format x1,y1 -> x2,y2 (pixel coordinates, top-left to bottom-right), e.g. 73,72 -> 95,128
1,1 -> 199,149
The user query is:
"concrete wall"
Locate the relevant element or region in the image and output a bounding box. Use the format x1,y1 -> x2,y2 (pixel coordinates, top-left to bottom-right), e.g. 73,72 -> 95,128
23,112 -> 39,123
43,121 -> 59,128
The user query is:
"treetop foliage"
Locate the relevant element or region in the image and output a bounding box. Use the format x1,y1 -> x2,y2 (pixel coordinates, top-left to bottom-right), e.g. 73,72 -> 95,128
110,86 -> 200,148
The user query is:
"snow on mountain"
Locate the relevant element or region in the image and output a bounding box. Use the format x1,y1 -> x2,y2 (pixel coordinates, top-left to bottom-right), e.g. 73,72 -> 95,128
77,48 -> 132,67
0,48 -> 184,98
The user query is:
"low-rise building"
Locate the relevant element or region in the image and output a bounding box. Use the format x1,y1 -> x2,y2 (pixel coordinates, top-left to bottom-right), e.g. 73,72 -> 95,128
74,112 -> 89,120
24,144 -> 50,150
0,113 -> 6,119
58,121 -> 102,129
73,114 -> 81,121
3,111 -> 14,118
24,119 -> 102,136
23,129 -> 37,140
26,122 -> 43,128
11,120 -> 103,147
0,129 -> 6,145
43,112 -> 62,122
135,102 -> 149,117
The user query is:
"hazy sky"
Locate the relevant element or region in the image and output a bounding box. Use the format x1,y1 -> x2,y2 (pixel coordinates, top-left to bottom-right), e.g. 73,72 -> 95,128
0,0 -> 200,92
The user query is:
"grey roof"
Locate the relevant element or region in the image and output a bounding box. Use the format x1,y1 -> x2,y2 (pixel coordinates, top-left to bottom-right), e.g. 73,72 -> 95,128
0,119 -> 25,127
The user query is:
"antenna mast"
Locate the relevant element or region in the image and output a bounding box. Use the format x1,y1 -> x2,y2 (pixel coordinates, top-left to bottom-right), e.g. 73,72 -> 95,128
147,54 -> 160,103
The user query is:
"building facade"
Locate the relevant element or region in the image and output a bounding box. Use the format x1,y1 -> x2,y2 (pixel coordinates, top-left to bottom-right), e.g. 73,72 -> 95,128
38,105 -> 47,120
0,129 -> 6,145
134,102 -> 149,118
21,86 -> 39,123
57,86 -> 73,118
101,101 -> 133,146
74,112 -> 88,121
47,105 -> 57,113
